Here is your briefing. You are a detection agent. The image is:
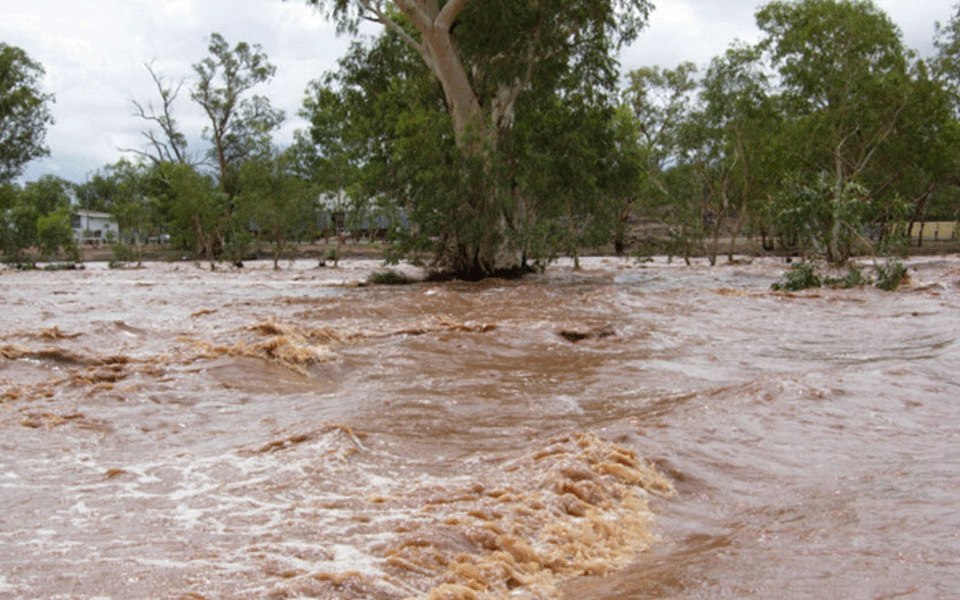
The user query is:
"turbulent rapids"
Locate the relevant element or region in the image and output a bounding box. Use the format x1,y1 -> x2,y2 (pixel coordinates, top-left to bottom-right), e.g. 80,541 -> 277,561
2,256 -> 959,599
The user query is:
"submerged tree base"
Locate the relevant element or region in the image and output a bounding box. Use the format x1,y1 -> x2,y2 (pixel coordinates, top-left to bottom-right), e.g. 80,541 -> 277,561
425,261 -> 535,283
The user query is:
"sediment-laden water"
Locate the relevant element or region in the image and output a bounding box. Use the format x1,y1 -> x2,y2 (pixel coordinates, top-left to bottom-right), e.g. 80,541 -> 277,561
1,256 -> 958,599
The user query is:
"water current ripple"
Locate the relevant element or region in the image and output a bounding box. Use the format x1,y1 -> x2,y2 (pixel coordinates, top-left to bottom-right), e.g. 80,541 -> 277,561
1,256 -> 959,599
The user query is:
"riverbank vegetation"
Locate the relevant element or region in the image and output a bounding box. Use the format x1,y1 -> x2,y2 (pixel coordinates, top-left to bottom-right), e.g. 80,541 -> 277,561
3,0 -> 960,277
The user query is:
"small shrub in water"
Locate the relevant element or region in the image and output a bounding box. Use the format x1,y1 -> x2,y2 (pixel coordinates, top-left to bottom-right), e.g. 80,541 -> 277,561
111,243 -> 137,263
772,259 -> 907,292
826,266 -> 869,289
43,262 -> 83,271
875,259 -> 908,291
771,261 -> 822,291
367,269 -> 418,285
842,266 -> 869,288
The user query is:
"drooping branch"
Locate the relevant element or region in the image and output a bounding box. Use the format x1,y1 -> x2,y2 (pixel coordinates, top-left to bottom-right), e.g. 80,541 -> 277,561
359,0 -> 431,69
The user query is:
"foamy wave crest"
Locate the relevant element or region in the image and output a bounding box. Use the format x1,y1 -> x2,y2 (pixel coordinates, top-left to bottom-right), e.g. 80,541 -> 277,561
269,431 -> 672,600
181,319 -> 341,375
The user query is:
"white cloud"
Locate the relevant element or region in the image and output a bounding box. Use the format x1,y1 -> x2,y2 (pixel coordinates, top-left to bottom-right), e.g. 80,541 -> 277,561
164,0 -> 196,20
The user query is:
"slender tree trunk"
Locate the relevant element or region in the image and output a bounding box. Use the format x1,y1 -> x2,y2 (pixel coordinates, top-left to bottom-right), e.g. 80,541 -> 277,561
193,213 -> 209,260
909,192 -> 931,248
335,189 -> 342,267
709,205 -> 721,267
727,202 -> 749,262
615,198 -> 634,257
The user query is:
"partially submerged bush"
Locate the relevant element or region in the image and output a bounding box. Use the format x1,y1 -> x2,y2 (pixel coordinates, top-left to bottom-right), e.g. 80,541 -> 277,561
875,259 -> 908,291
772,259 -> 908,292
367,269 -> 419,285
42,262 -> 83,271
826,265 -> 871,289
771,261 -> 821,291
108,243 -> 143,269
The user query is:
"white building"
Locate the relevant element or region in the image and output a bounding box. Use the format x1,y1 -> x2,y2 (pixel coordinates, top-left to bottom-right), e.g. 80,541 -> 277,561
72,210 -> 118,246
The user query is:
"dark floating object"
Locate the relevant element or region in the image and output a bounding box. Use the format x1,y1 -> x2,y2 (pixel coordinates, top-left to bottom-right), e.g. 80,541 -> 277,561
558,325 -> 615,343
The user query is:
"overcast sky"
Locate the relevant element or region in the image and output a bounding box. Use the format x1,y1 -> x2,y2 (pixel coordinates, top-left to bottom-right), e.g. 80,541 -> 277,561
2,0 -> 954,185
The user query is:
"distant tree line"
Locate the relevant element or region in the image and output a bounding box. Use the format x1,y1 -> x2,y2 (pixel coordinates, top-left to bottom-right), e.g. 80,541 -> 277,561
2,0 -> 960,275
626,0 -> 960,265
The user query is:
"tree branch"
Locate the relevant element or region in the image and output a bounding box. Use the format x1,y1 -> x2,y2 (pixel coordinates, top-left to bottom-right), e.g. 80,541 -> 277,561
436,0 -> 469,31
118,145 -> 162,167
359,0 -> 433,70
129,62 -> 189,165
392,0 -> 432,30
848,96 -> 908,181
493,58 -> 536,128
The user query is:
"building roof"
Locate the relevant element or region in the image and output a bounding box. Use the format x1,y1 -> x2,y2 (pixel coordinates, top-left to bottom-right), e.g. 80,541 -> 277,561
73,210 -> 114,219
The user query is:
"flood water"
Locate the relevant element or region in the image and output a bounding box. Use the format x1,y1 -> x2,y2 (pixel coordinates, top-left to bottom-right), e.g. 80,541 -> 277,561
1,255 -> 958,599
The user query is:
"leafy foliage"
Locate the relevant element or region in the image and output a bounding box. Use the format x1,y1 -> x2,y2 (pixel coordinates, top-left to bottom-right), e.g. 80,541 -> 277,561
75,159 -> 157,245
623,64 -> 704,263
768,174 -> 870,264
755,0 -> 921,249
148,162 -> 225,260
36,205 -> 76,260
0,175 -> 77,262
118,34 -> 288,263
622,0 -> 948,265
192,33 -> 284,198
935,5 -> 960,111
874,258 -> 908,290
0,43 -> 54,182
366,269 -> 419,285
299,16 -> 644,277
237,148 -> 317,268
771,258 -> 908,291
7,1 -> 959,272
771,261 -> 822,291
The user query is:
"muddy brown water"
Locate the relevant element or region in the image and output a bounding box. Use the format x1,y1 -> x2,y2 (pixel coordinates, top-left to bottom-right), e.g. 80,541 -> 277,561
1,256 -> 958,599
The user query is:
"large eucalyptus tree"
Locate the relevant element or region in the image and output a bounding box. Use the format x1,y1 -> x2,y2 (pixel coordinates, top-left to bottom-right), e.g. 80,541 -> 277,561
300,0 -> 653,277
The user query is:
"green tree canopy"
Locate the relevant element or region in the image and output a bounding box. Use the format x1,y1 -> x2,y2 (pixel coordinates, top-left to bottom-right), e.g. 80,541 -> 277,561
1,175 -> 73,261
76,159 -> 157,244
237,147 -> 317,268
934,4 -> 960,111
146,161 -> 225,259
0,43 -> 54,182
622,62 -> 704,261
620,0 -> 954,264
754,0 -> 931,263
756,0 -> 912,185
301,18 -> 646,275
192,32 -> 284,198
